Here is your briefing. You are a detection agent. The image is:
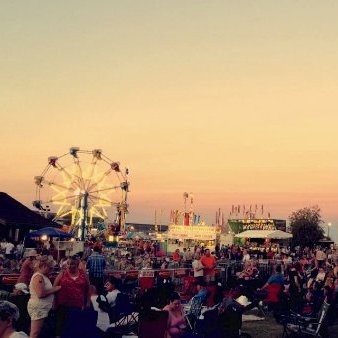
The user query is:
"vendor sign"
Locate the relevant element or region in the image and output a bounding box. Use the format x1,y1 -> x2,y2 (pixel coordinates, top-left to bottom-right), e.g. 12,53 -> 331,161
229,219 -> 286,233
168,225 -> 217,240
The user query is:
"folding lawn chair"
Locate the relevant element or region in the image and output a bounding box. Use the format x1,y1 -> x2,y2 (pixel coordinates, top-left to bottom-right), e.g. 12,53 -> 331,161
183,296 -> 203,330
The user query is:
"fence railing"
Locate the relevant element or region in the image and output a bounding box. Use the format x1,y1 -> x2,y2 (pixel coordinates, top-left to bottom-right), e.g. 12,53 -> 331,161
0,259 -> 285,291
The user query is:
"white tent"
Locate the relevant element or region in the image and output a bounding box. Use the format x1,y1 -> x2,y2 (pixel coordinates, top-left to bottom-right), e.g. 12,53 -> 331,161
235,230 -> 292,239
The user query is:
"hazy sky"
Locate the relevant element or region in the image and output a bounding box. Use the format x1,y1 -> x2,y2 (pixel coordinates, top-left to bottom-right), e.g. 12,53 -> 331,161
1,1 -> 338,240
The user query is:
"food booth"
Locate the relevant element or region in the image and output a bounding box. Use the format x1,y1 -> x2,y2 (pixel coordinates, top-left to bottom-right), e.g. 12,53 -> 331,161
166,224 -> 219,253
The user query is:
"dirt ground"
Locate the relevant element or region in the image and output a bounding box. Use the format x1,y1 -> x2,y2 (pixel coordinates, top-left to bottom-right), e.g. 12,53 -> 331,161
241,309 -> 338,338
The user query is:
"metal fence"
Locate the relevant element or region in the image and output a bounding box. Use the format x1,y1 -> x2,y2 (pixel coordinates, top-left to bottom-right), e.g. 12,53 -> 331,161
104,259 -> 285,292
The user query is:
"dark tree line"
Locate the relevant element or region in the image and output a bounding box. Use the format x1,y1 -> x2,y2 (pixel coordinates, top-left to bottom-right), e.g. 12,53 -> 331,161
289,205 -> 325,248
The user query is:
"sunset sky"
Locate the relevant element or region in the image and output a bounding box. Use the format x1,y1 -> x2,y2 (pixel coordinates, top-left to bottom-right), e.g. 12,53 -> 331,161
1,1 -> 338,240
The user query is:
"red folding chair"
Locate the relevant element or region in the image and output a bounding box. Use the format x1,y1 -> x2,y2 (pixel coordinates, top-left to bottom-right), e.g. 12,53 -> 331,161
180,276 -> 196,302
139,270 -> 155,292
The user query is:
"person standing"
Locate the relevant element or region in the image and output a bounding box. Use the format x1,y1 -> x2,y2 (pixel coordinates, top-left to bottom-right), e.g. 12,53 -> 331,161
4,240 -> 15,260
242,249 -> 251,263
0,239 -> 7,254
27,256 -> 61,338
288,262 -> 304,312
172,249 -> 181,264
15,241 -> 24,260
192,253 -> 204,284
200,249 -> 217,284
53,256 -> 91,338
17,250 -> 38,286
315,247 -> 327,268
86,246 -> 106,294
83,242 -> 92,260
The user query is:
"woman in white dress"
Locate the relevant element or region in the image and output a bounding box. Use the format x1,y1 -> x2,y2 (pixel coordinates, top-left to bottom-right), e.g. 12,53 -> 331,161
27,255 -> 61,338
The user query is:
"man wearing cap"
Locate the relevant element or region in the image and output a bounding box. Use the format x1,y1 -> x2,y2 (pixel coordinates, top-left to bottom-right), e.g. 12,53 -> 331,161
0,300 -> 28,337
12,284 -> 29,296
17,250 -> 37,286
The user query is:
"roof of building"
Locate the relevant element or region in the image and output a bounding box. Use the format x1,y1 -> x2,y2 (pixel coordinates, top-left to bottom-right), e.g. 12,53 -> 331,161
0,192 -> 58,229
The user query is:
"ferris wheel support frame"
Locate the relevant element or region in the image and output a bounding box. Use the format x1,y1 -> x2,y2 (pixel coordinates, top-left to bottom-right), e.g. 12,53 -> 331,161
79,192 -> 89,241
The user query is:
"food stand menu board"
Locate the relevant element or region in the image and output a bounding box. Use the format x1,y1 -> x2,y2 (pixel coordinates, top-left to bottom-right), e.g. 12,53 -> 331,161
168,225 -> 217,240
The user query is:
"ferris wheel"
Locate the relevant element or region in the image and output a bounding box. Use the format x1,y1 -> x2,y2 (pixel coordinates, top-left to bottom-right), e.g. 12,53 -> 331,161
33,147 -> 129,240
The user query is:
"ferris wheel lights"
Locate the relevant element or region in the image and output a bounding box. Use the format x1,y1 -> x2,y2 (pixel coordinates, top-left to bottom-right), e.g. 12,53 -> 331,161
36,147 -> 129,237
48,157 -> 58,167
34,176 -> 44,187
69,147 -> 80,158
92,149 -> 102,159
111,162 -> 120,172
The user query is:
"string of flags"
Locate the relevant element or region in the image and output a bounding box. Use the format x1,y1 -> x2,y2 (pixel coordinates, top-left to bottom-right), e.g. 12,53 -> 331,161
169,209 -> 201,225
228,204 -> 271,219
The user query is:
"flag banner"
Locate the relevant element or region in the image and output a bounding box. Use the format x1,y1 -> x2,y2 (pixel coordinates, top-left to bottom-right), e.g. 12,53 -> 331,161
184,212 -> 190,226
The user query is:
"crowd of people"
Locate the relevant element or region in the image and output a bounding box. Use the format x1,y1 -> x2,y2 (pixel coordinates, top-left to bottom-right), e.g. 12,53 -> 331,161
0,236 -> 337,337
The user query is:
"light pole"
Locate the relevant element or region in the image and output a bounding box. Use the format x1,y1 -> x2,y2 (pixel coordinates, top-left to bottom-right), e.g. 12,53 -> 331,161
327,222 -> 332,238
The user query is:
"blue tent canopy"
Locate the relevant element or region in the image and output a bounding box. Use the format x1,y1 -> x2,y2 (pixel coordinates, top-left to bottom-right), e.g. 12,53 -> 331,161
26,227 -> 73,239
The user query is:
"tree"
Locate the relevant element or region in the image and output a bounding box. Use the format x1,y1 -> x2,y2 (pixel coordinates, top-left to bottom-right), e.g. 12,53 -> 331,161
289,206 -> 324,248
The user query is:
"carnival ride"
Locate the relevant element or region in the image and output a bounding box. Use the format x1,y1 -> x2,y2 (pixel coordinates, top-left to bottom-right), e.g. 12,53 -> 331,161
33,147 -> 129,240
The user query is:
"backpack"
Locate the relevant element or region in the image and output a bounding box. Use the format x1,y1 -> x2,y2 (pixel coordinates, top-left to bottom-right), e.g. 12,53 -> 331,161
96,295 -> 110,313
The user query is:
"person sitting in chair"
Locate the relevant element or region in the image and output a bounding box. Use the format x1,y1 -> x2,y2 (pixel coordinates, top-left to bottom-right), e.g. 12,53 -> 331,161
194,281 -> 209,304
105,277 -> 121,309
258,265 -> 284,293
104,277 -> 121,323
89,285 -> 110,333
236,261 -> 255,280
163,292 -> 186,338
